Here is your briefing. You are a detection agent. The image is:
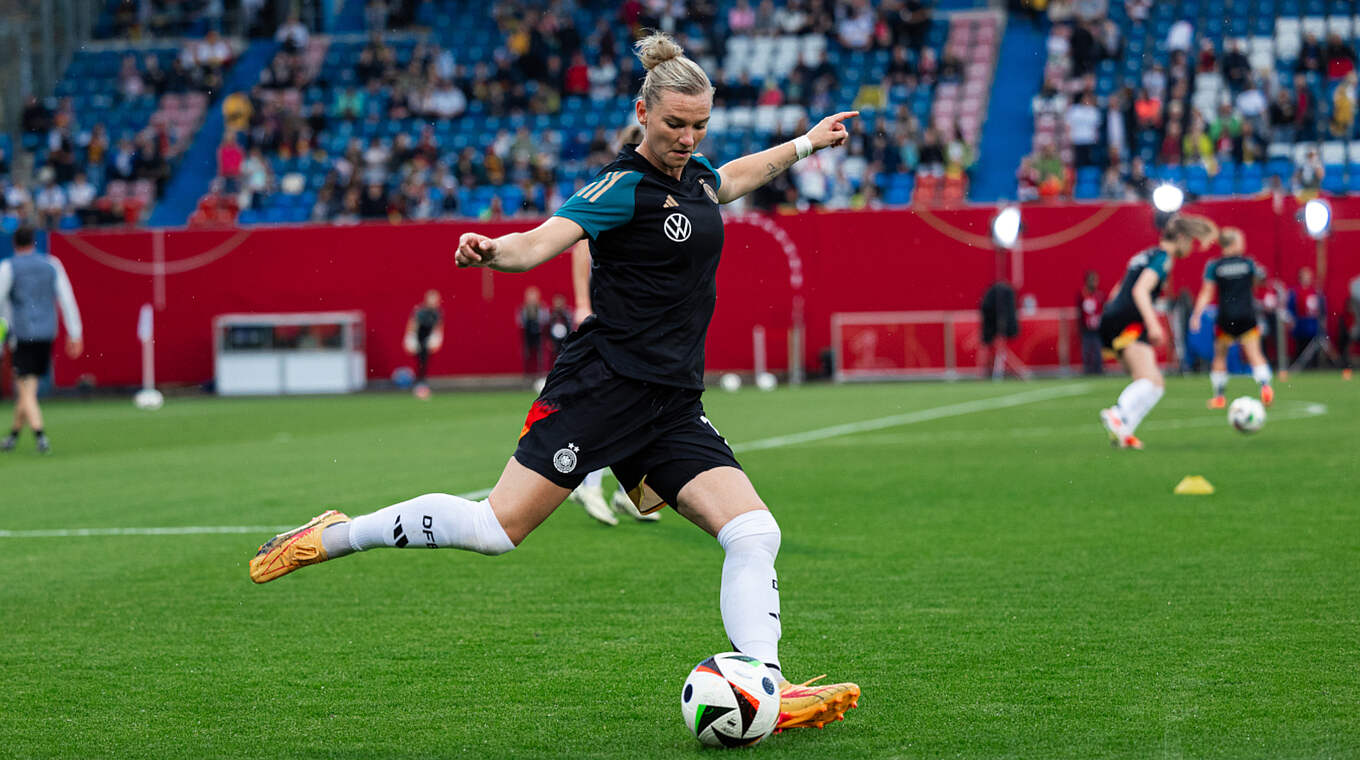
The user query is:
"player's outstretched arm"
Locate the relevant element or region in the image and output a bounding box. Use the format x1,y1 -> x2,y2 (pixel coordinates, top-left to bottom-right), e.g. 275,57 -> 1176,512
456,216 -> 586,273
714,111 -> 858,204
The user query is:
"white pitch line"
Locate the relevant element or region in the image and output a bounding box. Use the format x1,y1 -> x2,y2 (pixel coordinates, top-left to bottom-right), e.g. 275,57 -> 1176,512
733,382 -> 1093,453
0,525 -> 296,538
0,383 -> 1091,539
802,400 -> 1329,447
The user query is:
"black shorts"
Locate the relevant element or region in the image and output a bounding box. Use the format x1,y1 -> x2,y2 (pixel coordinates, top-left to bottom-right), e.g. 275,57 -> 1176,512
513,350 -> 741,512
1214,315 -> 1258,342
1098,313 -> 1147,356
12,340 -> 53,378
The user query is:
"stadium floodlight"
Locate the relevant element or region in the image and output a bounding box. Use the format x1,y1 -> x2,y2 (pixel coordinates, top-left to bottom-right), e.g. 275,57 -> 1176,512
1151,183 -> 1184,214
1303,198 -> 1332,239
991,206 -> 1021,249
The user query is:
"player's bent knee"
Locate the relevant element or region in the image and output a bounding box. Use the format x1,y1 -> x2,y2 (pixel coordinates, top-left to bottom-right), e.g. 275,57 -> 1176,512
470,498 -> 517,555
716,509 -> 781,562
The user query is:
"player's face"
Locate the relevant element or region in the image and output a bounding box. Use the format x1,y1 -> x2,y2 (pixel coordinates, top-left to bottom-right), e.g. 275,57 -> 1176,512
639,91 -> 711,172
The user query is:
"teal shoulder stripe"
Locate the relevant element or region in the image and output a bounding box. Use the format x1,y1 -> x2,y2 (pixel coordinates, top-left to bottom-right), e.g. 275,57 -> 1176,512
691,154 -> 721,189
552,170 -> 642,239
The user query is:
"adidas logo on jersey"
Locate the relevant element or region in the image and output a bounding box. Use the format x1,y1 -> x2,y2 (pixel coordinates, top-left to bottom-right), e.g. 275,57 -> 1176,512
663,194 -> 679,208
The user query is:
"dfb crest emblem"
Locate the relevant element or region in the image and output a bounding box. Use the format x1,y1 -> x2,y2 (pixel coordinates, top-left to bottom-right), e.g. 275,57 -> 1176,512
700,179 -> 719,204
553,443 -> 580,473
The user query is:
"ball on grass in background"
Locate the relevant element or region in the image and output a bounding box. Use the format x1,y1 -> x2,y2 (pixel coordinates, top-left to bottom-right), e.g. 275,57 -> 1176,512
680,652 -> 780,747
391,366 -> 415,389
1228,396 -> 1266,433
133,389 -> 164,411
532,377 -> 547,394
755,372 -> 777,392
719,373 -> 742,392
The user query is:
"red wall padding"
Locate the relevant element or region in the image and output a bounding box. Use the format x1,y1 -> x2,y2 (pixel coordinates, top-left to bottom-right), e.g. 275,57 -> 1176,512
48,196 -> 1360,387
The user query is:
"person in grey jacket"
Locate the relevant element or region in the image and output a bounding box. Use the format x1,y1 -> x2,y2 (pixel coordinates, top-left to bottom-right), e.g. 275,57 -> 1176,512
0,225 -> 83,454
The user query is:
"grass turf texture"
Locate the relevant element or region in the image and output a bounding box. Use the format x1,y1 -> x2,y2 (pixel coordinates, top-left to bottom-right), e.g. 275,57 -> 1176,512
1,375 -> 1357,759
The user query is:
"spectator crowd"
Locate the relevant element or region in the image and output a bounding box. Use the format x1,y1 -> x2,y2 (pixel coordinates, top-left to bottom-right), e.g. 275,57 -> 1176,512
1022,0 -> 1358,202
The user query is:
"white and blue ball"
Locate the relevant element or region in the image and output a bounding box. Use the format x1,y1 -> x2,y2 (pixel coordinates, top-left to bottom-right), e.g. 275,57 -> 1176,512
680,652 -> 780,747
1228,396 -> 1266,433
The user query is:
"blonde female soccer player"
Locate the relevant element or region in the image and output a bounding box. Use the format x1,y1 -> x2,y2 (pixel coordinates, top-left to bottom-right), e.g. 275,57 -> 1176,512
567,123 -> 663,526
1098,213 -> 1217,449
1189,227 -> 1274,409
251,31 -> 860,732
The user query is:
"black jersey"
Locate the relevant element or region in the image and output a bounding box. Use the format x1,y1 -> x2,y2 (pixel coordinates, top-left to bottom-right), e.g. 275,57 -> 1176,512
413,305 -> 442,342
1203,254 -> 1263,322
552,146 -> 725,389
1103,246 -> 1171,326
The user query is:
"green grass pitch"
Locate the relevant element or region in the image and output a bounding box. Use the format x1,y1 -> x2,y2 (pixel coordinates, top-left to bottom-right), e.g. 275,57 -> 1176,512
1,375 -> 1357,758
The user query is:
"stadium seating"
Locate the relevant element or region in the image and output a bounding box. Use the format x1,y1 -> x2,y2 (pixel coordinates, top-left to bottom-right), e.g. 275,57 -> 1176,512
14,2 -> 1014,229
197,3 -> 982,225
1030,0 -> 1360,201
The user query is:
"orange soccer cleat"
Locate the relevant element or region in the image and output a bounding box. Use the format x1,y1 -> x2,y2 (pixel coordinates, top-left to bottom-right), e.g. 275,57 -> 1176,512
1207,395 -> 1227,409
774,675 -> 860,733
1260,385 -> 1274,407
249,509 -> 350,584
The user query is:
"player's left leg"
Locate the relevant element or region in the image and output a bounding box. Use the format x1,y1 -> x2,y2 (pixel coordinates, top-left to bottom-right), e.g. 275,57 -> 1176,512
672,467 -> 859,732
2,377 -> 25,451
1240,332 -> 1274,406
1112,343 -> 1164,448
1208,336 -> 1231,409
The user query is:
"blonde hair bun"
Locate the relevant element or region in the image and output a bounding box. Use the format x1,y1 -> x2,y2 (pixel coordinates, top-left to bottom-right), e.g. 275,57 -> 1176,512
631,30 -> 714,107
634,31 -> 684,70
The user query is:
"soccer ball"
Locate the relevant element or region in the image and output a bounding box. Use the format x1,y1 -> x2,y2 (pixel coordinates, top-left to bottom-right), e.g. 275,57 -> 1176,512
1227,396 -> 1266,433
680,652 -> 780,747
719,372 -> 742,392
132,389 -> 164,411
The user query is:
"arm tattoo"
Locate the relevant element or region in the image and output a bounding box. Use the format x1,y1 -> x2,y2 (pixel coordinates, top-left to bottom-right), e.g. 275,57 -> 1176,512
764,154 -> 797,179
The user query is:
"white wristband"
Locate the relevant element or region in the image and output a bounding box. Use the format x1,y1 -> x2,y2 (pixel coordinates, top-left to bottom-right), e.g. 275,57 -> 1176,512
794,135 -> 813,160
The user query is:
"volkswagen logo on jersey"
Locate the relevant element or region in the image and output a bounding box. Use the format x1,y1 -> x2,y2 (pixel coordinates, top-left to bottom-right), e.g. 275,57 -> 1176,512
664,212 -> 692,242
553,443 -> 580,473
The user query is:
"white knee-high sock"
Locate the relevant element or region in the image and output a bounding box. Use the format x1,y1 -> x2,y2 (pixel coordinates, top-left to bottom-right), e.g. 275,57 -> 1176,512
1116,378 -> 1164,434
1251,363 -> 1272,386
717,510 -> 783,681
581,469 -> 605,489
1210,370 -> 1229,397
344,493 -> 515,555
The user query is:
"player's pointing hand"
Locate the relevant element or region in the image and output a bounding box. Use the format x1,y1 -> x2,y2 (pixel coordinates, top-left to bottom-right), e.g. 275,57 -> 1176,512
456,232 -> 497,268
806,111 -> 859,151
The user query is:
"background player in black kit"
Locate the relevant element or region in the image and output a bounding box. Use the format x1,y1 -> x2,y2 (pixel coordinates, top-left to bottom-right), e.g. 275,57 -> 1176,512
403,289 -> 444,398
251,31 -> 861,734
1190,227 -> 1275,409
1098,214 -> 1218,450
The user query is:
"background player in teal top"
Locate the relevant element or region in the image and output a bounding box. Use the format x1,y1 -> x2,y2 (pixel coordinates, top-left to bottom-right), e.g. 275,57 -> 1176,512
250,30 -> 863,734
1097,214 -> 1217,450
1190,227 -> 1275,410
